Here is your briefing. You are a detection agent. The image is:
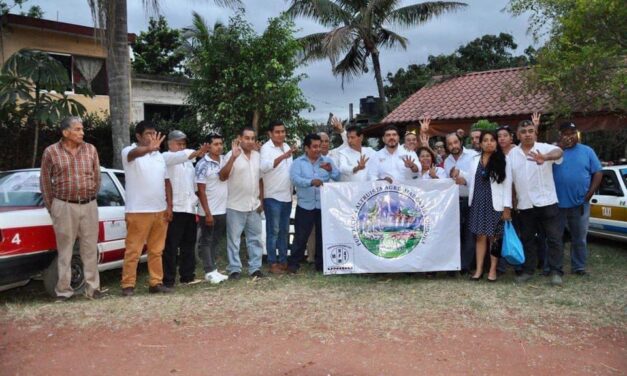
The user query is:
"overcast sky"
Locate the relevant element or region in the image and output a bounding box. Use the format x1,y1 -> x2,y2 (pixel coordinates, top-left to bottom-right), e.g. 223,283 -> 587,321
27,0 -> 537,123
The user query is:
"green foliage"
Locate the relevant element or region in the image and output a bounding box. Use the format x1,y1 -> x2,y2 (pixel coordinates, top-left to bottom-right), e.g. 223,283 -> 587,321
0,49 -> 91,166
132,16 -> 187,76
185,12 -> 313,146
385,33 -> 534,111
0,0 -> 43,17
507,0 -> 627,114
471,119 -> 498,131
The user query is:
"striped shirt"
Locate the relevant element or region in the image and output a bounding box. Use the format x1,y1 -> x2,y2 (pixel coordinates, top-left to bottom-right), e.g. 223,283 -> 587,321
40,140 -> 101,210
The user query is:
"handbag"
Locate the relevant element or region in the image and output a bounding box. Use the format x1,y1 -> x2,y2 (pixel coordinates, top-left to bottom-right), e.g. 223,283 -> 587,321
501,221 -> 525,265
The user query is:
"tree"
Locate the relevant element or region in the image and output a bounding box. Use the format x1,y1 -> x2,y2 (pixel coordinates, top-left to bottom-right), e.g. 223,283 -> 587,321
0,0 -> 44,18
507,0 -> 626,114
286,0 -> 467,115
384,33 -> 535,111
87,0 -> 241,169
184,12 -> 313,144
0,49 -> 88,166
132,16 -> 186,76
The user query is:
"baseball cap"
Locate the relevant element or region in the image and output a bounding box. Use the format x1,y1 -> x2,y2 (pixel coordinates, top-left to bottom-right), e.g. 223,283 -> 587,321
559,122 -> 576,132
168,130 -> 187,141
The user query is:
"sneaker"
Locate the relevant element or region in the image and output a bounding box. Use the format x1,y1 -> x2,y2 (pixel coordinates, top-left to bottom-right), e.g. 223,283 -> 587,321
205,271 -> 225,285
121,287 -> 134,297
250,270 -> 265,279
228,272 -> 241,281
214,271 -> 229,282
550,274 -> 563,286
515,273 -> 533,284
148,284 -> 174,294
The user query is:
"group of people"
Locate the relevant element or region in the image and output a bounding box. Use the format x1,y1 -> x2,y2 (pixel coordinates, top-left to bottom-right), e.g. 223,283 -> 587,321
39,112 -> 602,300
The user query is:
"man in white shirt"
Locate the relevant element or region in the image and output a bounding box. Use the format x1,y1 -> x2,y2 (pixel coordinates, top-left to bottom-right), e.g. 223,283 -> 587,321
368,125 -> 420,183
509,119 -> 564,285
445,132 -> 479,275
161,130 -> 209,288
219,127 -> 265,280
196,133 -> 229,284
121,121 -> 173,296
319,116 -> 348,166
260,120 -> 296,274
337,125 -> 376,182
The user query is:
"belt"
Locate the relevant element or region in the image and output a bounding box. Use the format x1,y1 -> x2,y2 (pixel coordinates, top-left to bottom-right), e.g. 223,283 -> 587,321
62,196 -> 97,204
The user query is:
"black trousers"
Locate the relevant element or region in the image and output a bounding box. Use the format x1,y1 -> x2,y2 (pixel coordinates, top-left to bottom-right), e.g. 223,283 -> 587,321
289,206 -> 322,271
459,197 -> 476,272
517,204 -> 563,276
163,212 -> 197,286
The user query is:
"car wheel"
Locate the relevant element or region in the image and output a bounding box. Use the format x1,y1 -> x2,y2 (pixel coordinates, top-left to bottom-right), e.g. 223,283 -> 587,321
43,254 -> 86,297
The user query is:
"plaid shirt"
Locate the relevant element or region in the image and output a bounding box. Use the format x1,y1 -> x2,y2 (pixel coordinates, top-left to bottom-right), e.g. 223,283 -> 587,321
40,140 -> 101,210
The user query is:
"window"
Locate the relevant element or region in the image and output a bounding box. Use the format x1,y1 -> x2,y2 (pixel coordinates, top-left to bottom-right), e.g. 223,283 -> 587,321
97,173 -> 124,207
114,172 -> 125,190
46,53 -> 73,92
0,171 -> 44,207
597,171 -> 623,197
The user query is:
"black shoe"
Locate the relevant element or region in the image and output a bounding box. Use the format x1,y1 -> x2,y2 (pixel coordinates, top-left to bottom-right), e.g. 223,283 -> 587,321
87,290 -> 106,300
148,284 -> 174,294
573,270 -> 589,276
251,270 -> 265,278
122,287 -> 134,297
229,272 -> 241,280
459,269 -> 469,276
287,265 -> 299,274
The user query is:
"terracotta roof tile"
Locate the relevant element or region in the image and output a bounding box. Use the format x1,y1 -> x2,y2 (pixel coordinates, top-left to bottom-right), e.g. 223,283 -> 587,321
381,67 -> 550,124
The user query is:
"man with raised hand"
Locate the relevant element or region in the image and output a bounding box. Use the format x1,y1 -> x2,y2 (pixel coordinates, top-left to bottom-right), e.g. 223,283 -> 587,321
337,125 -> 376,182
219,127 -> 265,280
260,120 -> 296,274
121,120 -> 173,296
368,125 -> 420,183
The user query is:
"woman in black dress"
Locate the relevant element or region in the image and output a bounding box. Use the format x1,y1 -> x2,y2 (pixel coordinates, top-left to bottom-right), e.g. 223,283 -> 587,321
467,131 -> 512,281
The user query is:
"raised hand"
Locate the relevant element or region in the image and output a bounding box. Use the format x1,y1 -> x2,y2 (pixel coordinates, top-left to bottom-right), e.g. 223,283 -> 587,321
331,116 -> 344,134
231,139 -> 242,158
428,166 -> 438,178
419,115 -> 431,134
149,132 -> 166,152
355,154 -> 369,171
420,132 -> 430,147
527,149 -> 546,165
198,142 -> 210,155
402,155 -> 417,170
532,112 -> 541,128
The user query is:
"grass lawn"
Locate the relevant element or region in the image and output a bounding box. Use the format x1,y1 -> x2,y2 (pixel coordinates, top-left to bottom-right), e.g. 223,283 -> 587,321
0,238 -> 625,345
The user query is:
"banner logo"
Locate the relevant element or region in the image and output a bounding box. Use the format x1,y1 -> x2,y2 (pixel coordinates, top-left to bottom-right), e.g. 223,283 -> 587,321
352,185 -> 428,259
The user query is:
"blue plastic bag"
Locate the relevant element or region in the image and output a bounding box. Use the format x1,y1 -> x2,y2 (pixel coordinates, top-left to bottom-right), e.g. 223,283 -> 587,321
502,221 -> 525,265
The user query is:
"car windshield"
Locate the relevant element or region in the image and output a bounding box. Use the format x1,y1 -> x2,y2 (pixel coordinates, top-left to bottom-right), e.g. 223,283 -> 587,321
621,168 -> 627,188
0,171 -> 44,207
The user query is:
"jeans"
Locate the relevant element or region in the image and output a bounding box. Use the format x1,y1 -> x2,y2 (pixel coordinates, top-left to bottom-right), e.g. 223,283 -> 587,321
263,198 -> 291,265
518,204 -> 563,276
226,208 -> 263,275
163,212 -> 197,286
459,197 -> 476,272
559,203 -> 590,272
289,206 -> 322,271
197,214 -> 226,273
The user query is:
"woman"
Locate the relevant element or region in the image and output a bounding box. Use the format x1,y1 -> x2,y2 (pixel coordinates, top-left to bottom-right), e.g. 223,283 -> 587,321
465,131 -> 512,281
496,125 -> 516,155
416,147 -> 447,179
402,130 -> 418,153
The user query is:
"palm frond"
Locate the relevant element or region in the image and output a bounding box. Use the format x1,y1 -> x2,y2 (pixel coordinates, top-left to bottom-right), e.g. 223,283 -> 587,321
332,40 -> 368,88
323,26 -> 357,65
377,27 -> 408,49
286,0 -> 352,27
297,32 -> 331,62
387,1 -> 467,28
365,0 -> 401,23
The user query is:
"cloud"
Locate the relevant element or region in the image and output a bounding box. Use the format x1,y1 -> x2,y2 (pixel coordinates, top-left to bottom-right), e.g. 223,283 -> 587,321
27,0 -> 539,123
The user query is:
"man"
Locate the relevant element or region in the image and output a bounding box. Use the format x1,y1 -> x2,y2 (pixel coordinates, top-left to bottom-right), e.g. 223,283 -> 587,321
196,133 -> 230,284
509,118 -> 564,285
219,127 -> 265,280
289,133 -> 340,272
337,125 -> 376,182
319,116 -> 348,166
553,121 -> 602,276
121,120 -> 173,296
161,130 -> 209,288
369,125 -> 420,183
445,132 -> 479,275
434,141 -> 447,168
260,120 -> 295,274
469,128 -> 482,152
40,116 -> 101,301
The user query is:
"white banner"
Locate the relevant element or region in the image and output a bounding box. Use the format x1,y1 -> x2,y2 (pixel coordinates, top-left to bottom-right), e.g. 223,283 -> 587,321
321,179 -> 460,274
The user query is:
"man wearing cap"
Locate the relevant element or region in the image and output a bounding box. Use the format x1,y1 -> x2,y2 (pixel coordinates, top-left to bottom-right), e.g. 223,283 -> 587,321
161,130 -> 210,288
40,116 -> 102,301
553,122 -> 602,276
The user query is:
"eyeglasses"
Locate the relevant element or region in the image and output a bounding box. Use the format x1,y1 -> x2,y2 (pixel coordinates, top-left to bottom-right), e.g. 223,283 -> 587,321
434,145 -> 444,149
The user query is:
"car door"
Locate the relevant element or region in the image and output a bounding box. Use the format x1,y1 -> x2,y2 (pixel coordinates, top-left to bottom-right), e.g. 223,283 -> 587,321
589,169 -> 627,237
97,171 -> 127,265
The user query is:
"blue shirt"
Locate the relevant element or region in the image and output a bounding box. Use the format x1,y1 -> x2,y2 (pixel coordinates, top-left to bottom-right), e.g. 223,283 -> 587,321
290,154 -> 340,210
553,143 -> 602,208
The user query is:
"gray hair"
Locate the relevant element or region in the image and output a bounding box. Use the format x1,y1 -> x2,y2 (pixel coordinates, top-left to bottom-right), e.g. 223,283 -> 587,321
60,116 -> 82,131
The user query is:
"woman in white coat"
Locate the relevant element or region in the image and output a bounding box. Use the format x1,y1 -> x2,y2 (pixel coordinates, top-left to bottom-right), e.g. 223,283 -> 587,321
464,131 -> 512,281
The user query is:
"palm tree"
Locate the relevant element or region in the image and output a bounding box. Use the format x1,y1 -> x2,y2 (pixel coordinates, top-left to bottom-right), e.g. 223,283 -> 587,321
86,0 -> 241,168
286,0 -> 467,116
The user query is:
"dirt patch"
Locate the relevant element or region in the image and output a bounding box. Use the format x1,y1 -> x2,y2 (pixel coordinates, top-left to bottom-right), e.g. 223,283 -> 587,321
1,319 -> 625,376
